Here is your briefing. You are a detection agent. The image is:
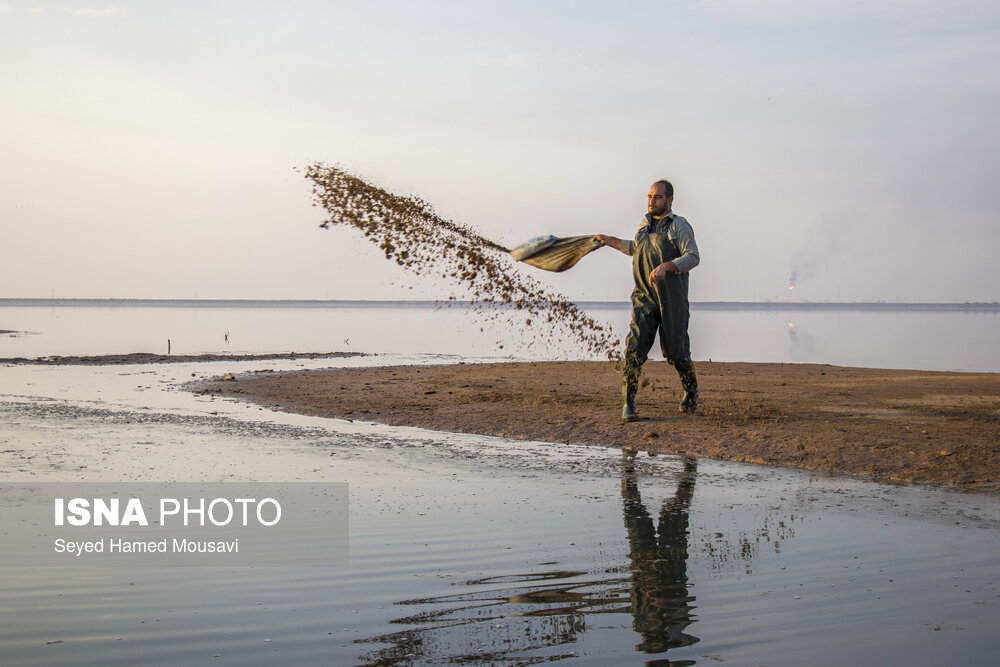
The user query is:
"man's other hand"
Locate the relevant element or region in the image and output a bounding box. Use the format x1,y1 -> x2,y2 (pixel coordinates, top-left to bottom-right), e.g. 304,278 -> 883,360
650,261 -> 679,284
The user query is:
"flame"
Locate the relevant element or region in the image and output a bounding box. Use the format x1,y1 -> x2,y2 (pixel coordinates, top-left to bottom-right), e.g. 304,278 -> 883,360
788,322 -> 795,329
788,285 -> 795,291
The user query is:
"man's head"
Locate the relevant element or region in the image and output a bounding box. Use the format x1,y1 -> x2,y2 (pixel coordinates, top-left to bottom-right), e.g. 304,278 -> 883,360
647,180 -> 673,218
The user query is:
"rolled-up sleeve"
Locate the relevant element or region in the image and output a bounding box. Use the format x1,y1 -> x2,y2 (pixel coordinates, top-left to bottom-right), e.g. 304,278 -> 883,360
623,238 -> 636,255
669,217 -> 700,273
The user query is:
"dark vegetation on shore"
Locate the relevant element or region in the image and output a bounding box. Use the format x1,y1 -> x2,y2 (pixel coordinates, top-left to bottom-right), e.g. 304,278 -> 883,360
1,351 -> 364,366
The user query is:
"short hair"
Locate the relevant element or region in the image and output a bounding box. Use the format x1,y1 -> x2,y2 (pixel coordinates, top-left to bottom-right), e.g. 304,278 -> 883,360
651,179 -> 673,198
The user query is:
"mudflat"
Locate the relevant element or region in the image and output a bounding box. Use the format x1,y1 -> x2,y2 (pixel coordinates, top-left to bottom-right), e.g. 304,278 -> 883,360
200,361 -> 1000,491
0,351 -> 362,366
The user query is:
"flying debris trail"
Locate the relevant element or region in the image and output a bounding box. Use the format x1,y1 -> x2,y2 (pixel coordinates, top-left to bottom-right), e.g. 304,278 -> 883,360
301,162 -> 620,360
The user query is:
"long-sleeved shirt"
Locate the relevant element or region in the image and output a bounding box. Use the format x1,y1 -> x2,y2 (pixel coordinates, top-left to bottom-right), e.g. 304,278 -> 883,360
623,212 -> 700,273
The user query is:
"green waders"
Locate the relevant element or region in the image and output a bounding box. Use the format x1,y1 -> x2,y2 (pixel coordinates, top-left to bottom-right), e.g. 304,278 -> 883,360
622,228 -> 698,418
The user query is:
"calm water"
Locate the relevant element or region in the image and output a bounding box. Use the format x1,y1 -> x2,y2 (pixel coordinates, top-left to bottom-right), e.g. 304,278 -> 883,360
1,301 -> 998,665
2,299 -> 999,371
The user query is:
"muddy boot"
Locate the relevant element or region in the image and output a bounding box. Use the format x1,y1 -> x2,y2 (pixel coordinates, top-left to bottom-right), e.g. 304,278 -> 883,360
621,374 -> 639,422
676,359 -> 698,414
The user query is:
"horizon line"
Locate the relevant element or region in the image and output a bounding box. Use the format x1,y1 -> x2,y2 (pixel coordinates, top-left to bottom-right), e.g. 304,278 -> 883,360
1,297 -> 998,311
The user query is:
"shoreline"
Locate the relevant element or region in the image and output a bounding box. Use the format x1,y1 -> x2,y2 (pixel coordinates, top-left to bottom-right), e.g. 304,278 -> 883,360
199,360 -> 1000,491
0,351 -> 366,366
3,297 -> 998,310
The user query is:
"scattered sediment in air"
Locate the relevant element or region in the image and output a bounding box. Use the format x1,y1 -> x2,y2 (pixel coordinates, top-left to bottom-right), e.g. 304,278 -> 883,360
301,162 -> 620,360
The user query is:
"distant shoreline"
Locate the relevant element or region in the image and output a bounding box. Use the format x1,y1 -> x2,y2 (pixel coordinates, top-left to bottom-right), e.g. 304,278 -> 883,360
1,298 -> 998,311
0,351 -> 365,366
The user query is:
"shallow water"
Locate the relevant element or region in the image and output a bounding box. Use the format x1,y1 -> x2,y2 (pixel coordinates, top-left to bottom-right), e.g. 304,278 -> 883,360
3,299 -> 1000,371
1,356 -> 998,666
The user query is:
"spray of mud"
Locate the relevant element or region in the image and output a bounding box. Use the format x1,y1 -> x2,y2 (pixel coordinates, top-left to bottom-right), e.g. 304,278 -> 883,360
301,162 -> 620,361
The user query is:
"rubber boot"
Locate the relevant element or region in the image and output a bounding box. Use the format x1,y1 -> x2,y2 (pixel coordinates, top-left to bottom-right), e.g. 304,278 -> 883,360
676,359 -> 698,414
621,373 -> 639,422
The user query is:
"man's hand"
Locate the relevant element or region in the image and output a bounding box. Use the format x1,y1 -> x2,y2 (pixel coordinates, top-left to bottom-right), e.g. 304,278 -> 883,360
592,234 -> 630,255
650,261 -> 679,284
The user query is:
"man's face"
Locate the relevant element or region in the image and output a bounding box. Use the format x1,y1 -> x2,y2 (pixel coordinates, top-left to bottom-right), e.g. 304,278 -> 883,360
647,184 -> 673,217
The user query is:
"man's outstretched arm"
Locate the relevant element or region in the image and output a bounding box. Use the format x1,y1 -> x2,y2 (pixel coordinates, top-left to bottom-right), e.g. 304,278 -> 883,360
592,234 -> 633,256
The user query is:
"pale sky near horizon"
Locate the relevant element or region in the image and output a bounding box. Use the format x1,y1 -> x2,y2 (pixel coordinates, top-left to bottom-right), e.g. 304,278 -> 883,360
2,1 -> 998,303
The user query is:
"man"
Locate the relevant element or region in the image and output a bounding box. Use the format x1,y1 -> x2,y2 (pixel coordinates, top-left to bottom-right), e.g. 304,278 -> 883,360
593,180 -> 700,421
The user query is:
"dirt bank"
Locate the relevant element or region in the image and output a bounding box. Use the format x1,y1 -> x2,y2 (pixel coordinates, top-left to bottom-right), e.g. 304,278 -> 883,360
199,361 -> 1000,490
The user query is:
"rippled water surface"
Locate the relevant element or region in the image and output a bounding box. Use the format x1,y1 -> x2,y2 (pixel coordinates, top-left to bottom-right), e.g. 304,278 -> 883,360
1,302 -> 999,665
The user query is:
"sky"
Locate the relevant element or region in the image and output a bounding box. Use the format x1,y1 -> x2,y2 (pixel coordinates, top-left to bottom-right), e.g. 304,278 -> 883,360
2,0 -> 998,303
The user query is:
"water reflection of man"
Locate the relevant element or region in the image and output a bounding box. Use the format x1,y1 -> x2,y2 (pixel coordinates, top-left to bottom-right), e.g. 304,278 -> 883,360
621,455 -> 699,655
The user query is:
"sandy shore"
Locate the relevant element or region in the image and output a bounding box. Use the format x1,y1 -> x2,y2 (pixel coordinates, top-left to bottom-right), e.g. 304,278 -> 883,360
199,360 -> 1000,491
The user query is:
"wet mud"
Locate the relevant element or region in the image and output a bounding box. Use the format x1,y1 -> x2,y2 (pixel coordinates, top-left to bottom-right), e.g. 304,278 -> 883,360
201,360 -> 1000,490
